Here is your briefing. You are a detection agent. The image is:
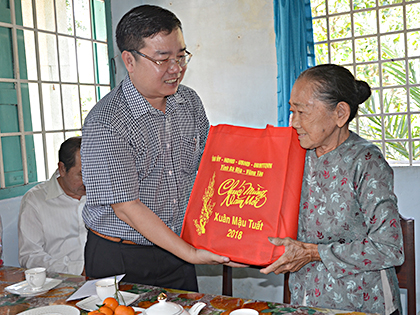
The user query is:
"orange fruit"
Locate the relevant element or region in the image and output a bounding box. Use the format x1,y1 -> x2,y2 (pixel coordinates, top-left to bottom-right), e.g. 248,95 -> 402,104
88,311 -> 104,315
103,297 -> 119,311
114,305 -> 135,315
99,306 -> 114,315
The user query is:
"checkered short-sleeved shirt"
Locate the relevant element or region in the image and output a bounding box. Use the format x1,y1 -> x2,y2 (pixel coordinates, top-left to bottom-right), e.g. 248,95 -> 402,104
81,75 -> 209,245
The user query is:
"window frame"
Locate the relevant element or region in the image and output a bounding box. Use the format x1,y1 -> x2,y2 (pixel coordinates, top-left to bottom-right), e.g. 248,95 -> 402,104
311,0 -> 420,166
0,0 -> 114,199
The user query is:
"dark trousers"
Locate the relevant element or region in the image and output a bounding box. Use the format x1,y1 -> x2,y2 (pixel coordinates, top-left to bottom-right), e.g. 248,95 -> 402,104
84,230 -> 198,292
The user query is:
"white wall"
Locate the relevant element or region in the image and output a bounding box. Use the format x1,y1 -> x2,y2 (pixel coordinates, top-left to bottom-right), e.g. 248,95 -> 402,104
0,196 -> 22,267
110,0 -> 278,128
393,166 -> 420,315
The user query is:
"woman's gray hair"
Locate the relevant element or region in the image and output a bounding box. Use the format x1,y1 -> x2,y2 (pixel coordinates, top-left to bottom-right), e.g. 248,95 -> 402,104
297,64 -> 371,124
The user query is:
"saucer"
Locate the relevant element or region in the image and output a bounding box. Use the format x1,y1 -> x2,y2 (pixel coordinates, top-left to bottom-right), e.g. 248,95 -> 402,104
17,305 -> 79,315
76,291 -> 140,311
5,278 -> 62,297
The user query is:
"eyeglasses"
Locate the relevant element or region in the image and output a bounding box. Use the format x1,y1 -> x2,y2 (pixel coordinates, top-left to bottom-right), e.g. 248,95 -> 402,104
128,49 -> 192,67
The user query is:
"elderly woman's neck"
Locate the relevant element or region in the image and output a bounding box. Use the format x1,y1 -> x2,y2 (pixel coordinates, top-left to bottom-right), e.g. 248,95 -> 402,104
315,126 -> 350,157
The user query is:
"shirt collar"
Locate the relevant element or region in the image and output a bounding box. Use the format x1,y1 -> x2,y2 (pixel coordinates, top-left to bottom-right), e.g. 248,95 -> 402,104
122,75 -> 187,119
45,169 -> 86,202
46,169 -> 65,200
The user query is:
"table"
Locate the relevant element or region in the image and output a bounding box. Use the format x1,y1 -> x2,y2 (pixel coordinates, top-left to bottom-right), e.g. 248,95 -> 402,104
0,266 -> 377,315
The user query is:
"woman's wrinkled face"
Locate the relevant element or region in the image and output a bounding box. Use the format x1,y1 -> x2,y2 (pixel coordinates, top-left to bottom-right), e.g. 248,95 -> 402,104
289,77 -> 342,157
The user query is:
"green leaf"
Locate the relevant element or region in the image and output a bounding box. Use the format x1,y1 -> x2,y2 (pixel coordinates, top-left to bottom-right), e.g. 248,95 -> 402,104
125,284 -> 152,294
262,307 -> 298,313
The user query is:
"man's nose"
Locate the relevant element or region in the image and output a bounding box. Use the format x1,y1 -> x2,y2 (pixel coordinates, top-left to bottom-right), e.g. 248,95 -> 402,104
167,59 -> 183,72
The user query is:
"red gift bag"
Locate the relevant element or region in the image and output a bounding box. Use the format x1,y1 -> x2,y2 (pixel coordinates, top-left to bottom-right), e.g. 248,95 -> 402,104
181,124 -> 306,266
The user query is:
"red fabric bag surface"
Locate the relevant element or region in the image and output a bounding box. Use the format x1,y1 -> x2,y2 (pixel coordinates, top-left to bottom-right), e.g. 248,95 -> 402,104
181,124 -> 306,266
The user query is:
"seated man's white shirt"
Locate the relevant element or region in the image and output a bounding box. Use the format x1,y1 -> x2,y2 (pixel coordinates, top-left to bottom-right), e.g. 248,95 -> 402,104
18,170 -> 87,275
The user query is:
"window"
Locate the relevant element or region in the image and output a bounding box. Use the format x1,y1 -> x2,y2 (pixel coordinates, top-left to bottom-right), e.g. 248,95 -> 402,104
0,0 -> 114,199
311,0 -> 420,165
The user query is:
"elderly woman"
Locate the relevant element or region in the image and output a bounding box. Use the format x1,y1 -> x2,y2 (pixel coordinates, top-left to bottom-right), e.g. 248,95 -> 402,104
261,64 -> 404,315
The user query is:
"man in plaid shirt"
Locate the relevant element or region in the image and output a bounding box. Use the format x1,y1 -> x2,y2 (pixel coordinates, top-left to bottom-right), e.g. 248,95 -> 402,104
81,5 -> 236,291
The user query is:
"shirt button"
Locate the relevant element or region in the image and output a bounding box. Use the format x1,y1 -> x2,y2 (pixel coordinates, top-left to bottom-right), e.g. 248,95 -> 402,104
166,143 -> 170,149
173,199 -> 177,204
169,170 -> 173,175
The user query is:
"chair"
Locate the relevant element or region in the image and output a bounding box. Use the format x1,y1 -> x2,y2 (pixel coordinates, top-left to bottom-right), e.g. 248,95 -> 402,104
283,272 -> 290,304
283,215 -> 416,313
395,215 -> 416,315
222,265 -> 233,296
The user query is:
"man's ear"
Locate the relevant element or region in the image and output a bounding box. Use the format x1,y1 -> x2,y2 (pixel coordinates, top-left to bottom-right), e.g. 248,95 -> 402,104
58,161 -> 66,177
121,50 -> 136,73
336,101 -> 351,128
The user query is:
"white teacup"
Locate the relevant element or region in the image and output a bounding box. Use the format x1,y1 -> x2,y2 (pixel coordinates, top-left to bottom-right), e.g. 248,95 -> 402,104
95,278 -> 117,301
25,267 -> 46,290
230,309 -> 259,315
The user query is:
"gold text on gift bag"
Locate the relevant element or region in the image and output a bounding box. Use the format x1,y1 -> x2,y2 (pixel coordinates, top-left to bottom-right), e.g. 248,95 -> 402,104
193,155 -> 272,237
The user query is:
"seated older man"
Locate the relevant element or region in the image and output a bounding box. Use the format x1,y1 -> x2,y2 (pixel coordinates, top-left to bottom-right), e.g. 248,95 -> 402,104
18,137 -> 86,275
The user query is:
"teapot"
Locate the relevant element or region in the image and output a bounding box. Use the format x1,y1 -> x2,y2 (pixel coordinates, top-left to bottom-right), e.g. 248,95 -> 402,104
142,292 -> 206,315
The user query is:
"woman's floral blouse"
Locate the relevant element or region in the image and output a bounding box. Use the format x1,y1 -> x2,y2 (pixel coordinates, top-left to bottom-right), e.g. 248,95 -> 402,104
290,132 -> 404,314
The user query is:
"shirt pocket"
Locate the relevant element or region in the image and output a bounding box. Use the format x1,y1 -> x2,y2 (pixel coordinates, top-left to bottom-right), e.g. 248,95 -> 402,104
181,134 -> 201,174
135,144 -> 163,181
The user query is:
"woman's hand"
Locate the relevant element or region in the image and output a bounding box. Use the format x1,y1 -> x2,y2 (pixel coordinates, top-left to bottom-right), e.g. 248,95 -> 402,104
260,237 -> 320,275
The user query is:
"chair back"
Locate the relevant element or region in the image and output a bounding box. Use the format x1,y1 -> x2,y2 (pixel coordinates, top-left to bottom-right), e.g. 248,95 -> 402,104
396,215 -> 416,315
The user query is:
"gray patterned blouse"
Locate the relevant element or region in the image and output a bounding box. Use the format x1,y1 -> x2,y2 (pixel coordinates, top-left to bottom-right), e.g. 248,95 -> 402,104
289,131 -> 404,315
